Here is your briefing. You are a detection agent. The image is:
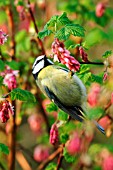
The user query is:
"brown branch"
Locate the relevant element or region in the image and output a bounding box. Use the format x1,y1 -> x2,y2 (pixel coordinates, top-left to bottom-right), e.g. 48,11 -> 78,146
56,144 -> 64,170
8,100 -> 16,170
27,0 -> 46,55
6,4 -> 16,60
80,61 -> 104,65
6,2 -> 17,170
38,146 -> 63,170
36,89 -> 51,134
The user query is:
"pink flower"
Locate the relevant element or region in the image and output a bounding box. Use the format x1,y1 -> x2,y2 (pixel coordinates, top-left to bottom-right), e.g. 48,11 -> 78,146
0,29 -> 8,45
96,3 -> 106,17
51,38 -> 80,72
49,123 -> 59,145
28,114 -> 43,133
0,98 -> 14,123
79,46 -> 89,62
66,132 -> 81,155
88,83 -> 101,107
102,155 -> 113,170
98,116 -> 111,130
33,145 -> 49,162
1,66 -> 19,90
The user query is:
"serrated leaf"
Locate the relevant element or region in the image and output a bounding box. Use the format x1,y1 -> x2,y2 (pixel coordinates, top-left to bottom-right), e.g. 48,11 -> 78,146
55,24 -> 85,40
38,28 -> 53,39
88,107 -> 105,120
58,12 -> 71,25
0,143 -> 9,155
63,148 -> 76,163
10,88 -> 36,102
46,15 -> 59,28
60,133 -> 69,143
58,110 -> 68,121
0,59 -> 5,71
91,74 -> 103,84
46,102 -> 58,112
102,50 -> 112,58
68,43 -> 80,50
0,76 -> 3,85
83,72 -> 91,83
45,163 -> 57,170
6,61 -> 20,70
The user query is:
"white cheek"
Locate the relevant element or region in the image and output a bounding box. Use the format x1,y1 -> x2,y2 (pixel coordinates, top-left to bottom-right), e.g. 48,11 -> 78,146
32,60 -> 44,74
32,55 -> 45,69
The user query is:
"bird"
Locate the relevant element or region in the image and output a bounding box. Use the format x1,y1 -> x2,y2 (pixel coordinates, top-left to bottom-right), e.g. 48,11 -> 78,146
32,55 -> 105,134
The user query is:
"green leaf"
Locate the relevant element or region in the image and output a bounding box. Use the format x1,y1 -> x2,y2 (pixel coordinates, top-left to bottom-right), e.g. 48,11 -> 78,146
58,110 -> 68,121
45,163 -> 57,170
10,88 -> 36,102
58,12 -> 71,25
88,144 -> 103,158
46,15 -> 59,28
0,143 -> 9,155
0,59 -> 5,71
55,24 -> 85,40
0,76 -> 3,86
6,61 -> 20,70
91,74 -> 103,84
38,27 -> 53,39
102,50 -> 112,58
88,107 -> 105,120
46,102 -> 58,112
60,133 -> 69,143
83,72 -> 92,84
63,148 -> 76,163
68,43 -> 80,50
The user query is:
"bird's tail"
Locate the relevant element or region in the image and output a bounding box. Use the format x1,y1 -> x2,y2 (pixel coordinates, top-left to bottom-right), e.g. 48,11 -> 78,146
93,120 -> 105,135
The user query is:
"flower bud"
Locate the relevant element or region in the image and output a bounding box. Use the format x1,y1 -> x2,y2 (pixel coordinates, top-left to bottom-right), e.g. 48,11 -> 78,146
33,145 -> 49,162
49,123 -> 59,145
0,98 -> 14,123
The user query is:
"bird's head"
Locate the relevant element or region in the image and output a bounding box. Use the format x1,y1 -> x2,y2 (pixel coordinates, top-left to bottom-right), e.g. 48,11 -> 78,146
32,55 -> 53,79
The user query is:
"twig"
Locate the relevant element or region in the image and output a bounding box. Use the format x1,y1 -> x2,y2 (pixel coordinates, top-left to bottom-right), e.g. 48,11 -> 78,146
36,89 -> 51,134
8,100 -> 16,170
56,144 -> 65,170
38,146 -> 63,170
80,61 -> 104,65
6,4 -> 16,60
27,0 -> 45,55
6,2 -> 17,170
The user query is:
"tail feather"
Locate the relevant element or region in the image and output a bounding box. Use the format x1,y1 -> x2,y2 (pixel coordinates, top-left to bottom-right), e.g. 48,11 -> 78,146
93,120 -> 105,135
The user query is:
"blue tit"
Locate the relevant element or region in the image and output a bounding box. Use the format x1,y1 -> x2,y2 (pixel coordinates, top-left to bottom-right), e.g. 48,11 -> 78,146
32,55 -> 105,134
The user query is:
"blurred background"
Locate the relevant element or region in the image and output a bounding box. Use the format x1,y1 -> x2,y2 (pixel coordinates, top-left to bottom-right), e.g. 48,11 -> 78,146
0,0 -> 113,170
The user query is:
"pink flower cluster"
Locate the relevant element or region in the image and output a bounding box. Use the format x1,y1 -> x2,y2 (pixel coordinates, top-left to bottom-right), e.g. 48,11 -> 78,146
88,83 -> 101,107
0,29 -> 8,45
51,38 -> 80,72
0,98 -> 14,123
96,3 -> 106,17
1,66 -> 19,90
102,155 -> 113,170
79,46 -> 89,62
66,132 -> 81,155
49,123 -> 59,145
33,145 -> 49,162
